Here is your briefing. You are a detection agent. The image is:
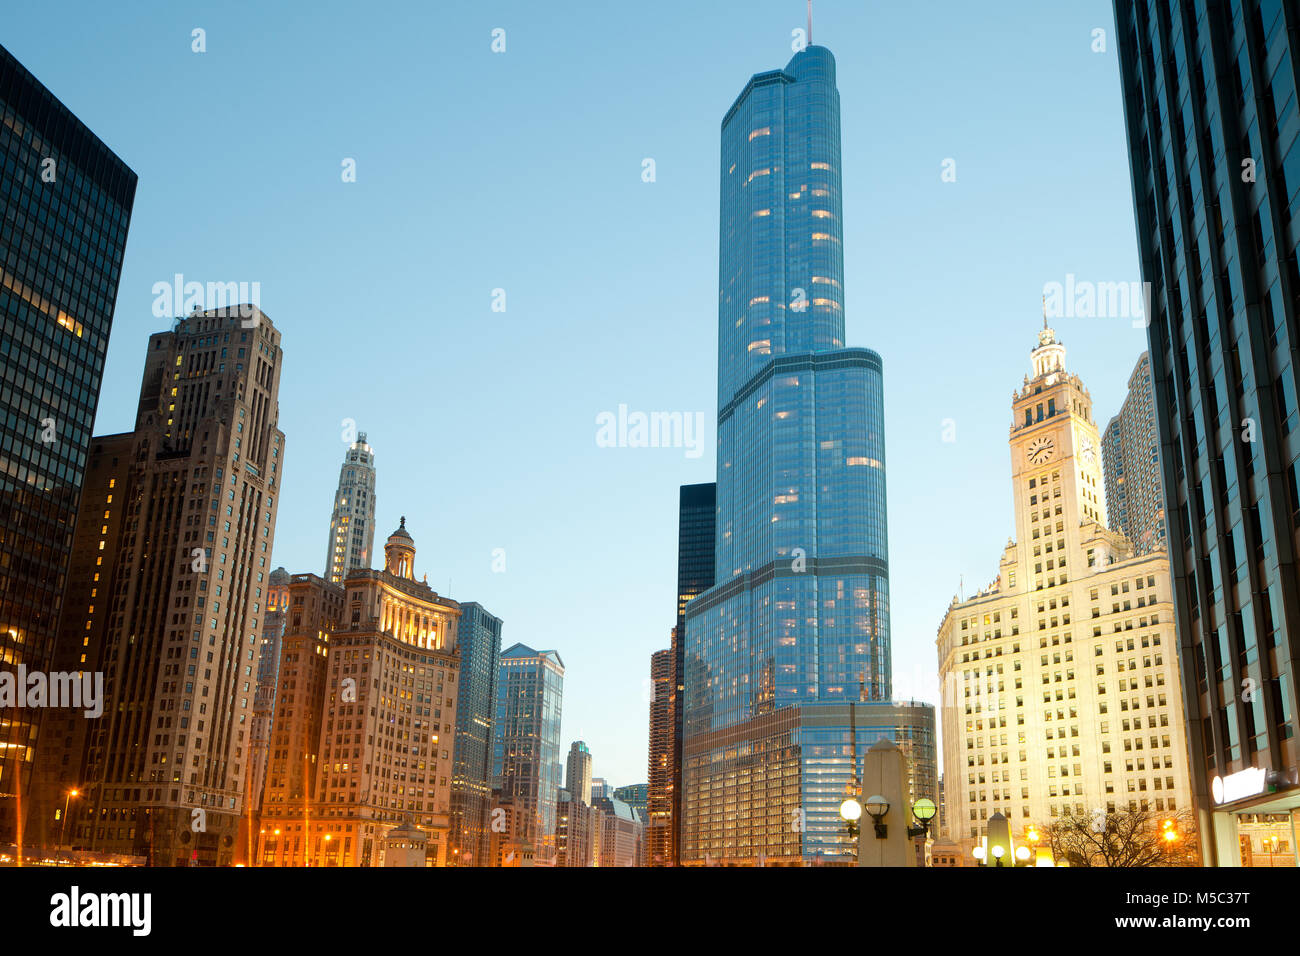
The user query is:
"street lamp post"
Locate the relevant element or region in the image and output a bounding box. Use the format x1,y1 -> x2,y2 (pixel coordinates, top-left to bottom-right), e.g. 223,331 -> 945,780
1023,825 -> 1042,866
906,798 -> 938,867
1161,819 -> 1179,860
59,789 -> 79,855
839,797 -> 863,826
863,795 -> 890,839
839,796 -> 863,862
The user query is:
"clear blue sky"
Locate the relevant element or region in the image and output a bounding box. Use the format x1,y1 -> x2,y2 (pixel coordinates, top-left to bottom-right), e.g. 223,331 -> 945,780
5,0 -> 1149,787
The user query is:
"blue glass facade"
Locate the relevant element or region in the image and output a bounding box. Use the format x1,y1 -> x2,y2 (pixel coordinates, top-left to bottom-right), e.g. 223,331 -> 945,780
1114,0 -> 1300,865
682,46 -> 892,864
492,643 -> 564,865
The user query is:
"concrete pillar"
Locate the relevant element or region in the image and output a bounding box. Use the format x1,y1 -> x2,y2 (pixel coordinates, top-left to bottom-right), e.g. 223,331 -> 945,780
986,812 -> 1012,867
1210,810 -> 1242,866
857,739 -> 914,867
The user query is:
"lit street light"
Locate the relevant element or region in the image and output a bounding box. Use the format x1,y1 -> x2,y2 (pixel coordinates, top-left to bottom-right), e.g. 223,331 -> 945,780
905,798 -> 938,867
59,788 -> 80,856
1161,819 -> 1179,851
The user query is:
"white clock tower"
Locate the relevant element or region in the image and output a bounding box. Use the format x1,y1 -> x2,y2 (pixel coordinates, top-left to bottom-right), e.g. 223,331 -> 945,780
1008,321 -> 1116,581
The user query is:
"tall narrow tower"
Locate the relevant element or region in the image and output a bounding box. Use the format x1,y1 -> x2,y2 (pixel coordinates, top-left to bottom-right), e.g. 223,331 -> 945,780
1009,322 -> 1111,549
449,601 -> 503,866
566,741 -> 593,806
681,44 -> 891,865
325,432 -> 376,584
1102,353 -> 1165,555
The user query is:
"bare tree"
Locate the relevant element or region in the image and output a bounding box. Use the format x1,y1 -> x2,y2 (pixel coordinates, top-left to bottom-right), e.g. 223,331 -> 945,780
1043,806 -> 1199,867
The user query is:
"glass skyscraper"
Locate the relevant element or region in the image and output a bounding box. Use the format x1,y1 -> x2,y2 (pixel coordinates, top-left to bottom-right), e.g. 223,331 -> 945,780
492,643 -> 564,866
0,42 -> 137,844
1102,352 -> 1167,555
449,601 -> 502,866
324,432 -> 376,585
681,45 -> 891,864
1114,0 -> 1300,865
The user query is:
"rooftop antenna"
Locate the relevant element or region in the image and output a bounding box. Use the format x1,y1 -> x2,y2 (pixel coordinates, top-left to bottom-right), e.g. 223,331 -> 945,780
807,0 -> 813,46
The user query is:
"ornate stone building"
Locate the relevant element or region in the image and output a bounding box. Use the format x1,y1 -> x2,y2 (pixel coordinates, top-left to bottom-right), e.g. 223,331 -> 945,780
258,518 -> 461,866
936,322 -> 1193,851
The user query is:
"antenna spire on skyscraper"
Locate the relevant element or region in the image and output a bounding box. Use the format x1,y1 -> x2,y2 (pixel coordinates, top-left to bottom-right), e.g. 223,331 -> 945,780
807,0 -> 813,45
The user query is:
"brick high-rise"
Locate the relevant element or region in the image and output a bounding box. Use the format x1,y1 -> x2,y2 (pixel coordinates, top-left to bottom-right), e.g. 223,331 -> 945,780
31,306 -> 285,865
259,519 -> 462,866
255,572 -> 343,865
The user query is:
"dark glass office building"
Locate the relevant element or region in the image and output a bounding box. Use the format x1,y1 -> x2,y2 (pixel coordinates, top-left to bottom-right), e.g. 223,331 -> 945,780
450,601 -> 502,866
670,482 -> 714,862
681,45 -> 891,864
648,482 -> 716,866
0,43 -> 137,844
1114,0 -> 1300,865
675,483 -> 718,632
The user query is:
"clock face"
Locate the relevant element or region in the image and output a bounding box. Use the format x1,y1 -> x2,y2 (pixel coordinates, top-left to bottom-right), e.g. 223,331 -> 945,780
1026,436 -> 1055,465
1081,437 -> 1096,464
